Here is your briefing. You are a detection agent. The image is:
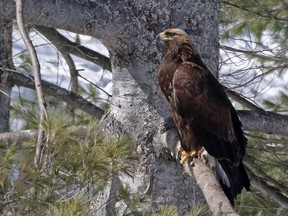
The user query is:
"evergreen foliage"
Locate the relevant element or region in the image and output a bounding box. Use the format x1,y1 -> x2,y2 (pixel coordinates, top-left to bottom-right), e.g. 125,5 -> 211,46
0,111 -> 140,215
151,203 -> 210,216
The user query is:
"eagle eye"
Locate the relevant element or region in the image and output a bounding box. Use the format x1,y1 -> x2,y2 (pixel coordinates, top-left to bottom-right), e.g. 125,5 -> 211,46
166,32 -> 176,37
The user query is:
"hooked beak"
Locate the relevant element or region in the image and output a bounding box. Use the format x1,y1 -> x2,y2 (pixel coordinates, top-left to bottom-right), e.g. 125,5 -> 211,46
157,32 -> 172,41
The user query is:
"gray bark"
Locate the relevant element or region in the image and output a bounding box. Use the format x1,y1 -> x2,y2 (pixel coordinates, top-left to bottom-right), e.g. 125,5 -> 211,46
1,0 -> 222,215
0,19 -> 13,132
238,110 -> 288,135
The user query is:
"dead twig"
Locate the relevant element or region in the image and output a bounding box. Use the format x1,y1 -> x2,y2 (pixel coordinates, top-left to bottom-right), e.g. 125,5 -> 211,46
15,0 -> 48,168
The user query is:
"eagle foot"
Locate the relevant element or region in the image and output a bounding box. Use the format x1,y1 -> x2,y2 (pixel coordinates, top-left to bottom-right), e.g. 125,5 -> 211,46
177,145 -> 197,165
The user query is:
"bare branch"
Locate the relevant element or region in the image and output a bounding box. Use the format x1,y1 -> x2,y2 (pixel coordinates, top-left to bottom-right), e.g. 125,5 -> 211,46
187,160 -> 239,216
0,126 -> 87,147
0,129 -> 37,146
223,85 -> 264,111
15,0 -> 48,167
78,73 -> 112,98
238,111 -> 288,136
62,53 -> 78,120
220,45 -> 288,62
0,0 -> 116,43
34,26 -> 111,71
62,54 -> 78,93
6,70 -> 104,119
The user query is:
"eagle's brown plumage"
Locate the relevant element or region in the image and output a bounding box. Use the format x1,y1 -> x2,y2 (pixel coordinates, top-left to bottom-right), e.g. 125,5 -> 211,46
157,28 -> 250,205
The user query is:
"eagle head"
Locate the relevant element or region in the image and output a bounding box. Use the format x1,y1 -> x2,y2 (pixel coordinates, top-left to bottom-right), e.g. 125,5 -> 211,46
159,28 -> 190,45
158,28 -> 192,53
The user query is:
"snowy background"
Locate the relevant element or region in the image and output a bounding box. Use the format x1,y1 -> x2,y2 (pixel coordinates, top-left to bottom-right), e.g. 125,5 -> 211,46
12,29 -> 111,102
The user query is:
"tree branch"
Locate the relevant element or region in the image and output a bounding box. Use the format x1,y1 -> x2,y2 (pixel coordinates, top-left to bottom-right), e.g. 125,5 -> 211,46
238,110 -> 288,136
0,129 -> 37,146
6,70 -> 104,119
187,160 -> 239,216
62,53 -> 78,120
223,85 -> 263,111
220,45 -> 288,62
34,26 -> 111,71
0,0 -> 115,43
15,0 -> 48,167
0,126 -> 87,147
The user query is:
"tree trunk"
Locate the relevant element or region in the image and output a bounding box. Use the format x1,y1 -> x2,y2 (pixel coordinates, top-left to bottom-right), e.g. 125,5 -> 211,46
0,19 -> 14,132
99,1 -> 221,214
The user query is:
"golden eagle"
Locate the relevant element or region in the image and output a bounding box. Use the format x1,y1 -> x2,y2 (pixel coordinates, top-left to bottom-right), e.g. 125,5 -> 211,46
157,28 -> 250,205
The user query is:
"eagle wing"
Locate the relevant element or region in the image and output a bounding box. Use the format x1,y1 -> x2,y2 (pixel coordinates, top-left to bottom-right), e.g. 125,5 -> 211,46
172,62 -> 246,162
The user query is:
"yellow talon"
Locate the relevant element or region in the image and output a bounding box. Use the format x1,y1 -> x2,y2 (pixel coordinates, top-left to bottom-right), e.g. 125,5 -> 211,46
177,144 -> 197,164
180,150 -> 196,164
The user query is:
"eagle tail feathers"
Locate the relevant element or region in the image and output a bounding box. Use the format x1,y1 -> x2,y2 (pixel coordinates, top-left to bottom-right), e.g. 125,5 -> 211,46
216,159 -> 250,206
